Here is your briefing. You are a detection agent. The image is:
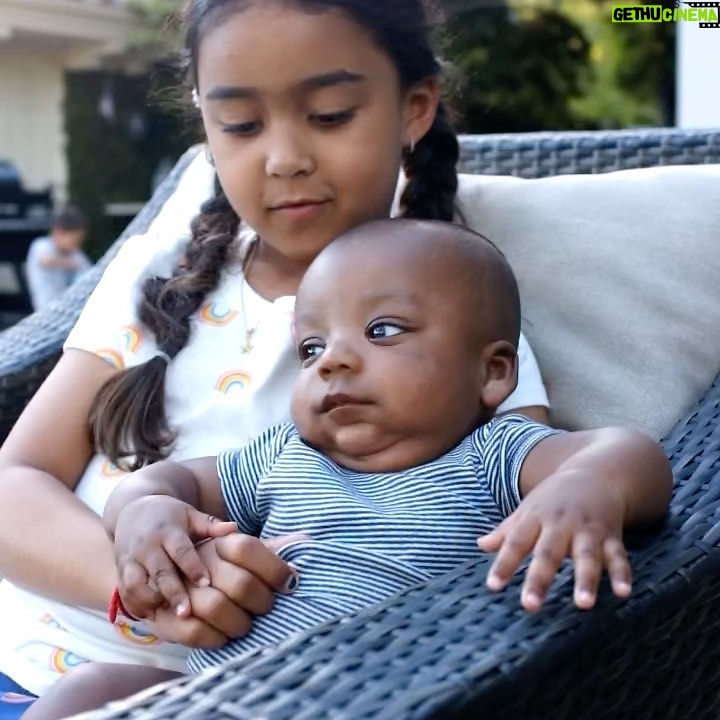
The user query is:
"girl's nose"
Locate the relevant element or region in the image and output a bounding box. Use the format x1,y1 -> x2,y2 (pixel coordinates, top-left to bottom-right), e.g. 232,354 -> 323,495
265,126 -> 315,178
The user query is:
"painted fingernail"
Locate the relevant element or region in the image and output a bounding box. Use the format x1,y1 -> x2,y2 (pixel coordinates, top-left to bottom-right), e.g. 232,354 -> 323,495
283,567 -> 300,594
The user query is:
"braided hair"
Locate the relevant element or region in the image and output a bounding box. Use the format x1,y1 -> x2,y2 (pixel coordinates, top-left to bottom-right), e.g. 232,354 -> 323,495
89,176 -> 238,470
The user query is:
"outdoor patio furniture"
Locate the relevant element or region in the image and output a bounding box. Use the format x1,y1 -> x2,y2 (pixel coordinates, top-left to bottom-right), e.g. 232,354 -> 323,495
1,127 -> 719,719
0,161 -> 53,317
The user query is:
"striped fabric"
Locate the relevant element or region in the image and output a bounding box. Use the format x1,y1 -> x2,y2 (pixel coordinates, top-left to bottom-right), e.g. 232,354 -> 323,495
188,415 -> 558,673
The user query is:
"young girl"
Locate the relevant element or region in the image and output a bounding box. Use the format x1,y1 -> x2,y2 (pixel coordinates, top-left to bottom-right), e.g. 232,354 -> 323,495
0,0 -> 547,714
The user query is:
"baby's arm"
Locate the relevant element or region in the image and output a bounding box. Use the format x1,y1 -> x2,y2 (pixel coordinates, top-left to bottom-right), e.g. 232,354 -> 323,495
103,457 -> 237,619
479,424 -> 672,611
519,428 -> 672,525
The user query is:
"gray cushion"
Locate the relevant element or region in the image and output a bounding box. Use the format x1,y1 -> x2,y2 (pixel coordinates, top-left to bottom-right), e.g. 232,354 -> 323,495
455,166 -> 720,438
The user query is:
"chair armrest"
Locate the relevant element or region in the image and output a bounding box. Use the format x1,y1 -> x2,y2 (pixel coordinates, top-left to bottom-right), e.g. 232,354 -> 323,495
85,376 -> 720,720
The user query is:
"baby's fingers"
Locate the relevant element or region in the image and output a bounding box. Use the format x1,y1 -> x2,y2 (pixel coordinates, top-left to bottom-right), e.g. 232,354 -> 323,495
476,526 -> 505,553
486,517 -> 541,593
570,532 -> 603,610
144,548 -> 193,618
119,560 -> 164,620
163,529 -> 213,590
521,527 -> 570,612
604,537 -> 632,599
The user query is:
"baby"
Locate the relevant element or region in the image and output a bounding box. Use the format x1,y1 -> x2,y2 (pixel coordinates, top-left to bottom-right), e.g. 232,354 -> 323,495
25,219 -> 671,719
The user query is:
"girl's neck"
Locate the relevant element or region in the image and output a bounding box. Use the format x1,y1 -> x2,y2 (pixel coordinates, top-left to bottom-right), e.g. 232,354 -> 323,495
245,239 -> 313,301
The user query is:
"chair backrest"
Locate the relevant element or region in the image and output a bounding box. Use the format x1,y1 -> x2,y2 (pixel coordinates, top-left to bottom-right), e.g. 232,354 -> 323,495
1,127 -> 719,377
458,127 -> 720,177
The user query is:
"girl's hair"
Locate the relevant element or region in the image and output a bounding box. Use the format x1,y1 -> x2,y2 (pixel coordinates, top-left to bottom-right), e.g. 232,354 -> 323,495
91,0 -> 460,470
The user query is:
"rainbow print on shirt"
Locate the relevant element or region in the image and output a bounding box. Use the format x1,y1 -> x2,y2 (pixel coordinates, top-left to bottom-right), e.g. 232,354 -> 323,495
115,622 -> 161,646
216,370 -> 252,395
101,459 -> 124,478
120,325 -> 142,353
96,349 -> 124,369
50,649 -> 86,674
198,302 -> 238,327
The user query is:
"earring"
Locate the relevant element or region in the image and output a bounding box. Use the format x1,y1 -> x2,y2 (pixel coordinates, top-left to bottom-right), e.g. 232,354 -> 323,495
407,138 -> 416,155
204,146 -> 215,167
191,87 -> 201,109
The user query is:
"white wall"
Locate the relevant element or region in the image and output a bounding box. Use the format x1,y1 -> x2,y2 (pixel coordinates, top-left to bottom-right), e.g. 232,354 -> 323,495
0,48 -> 66,199
676,21 -> 720,128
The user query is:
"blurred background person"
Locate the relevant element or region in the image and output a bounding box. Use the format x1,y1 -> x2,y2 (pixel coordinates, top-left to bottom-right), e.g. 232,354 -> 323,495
25,206 -> 92,311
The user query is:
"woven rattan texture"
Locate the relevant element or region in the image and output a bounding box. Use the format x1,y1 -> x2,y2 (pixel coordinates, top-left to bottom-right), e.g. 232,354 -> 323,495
458,128 -> 720,177
77,382 -> 720,719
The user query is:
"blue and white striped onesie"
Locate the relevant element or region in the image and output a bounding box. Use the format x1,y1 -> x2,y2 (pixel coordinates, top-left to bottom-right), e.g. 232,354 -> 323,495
188,414 -> 557,672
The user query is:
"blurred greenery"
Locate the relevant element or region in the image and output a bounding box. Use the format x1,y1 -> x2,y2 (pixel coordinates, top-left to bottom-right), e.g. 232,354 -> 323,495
64,68 -> 192,258
124,0 -> 674,131
66,0 -> 675,255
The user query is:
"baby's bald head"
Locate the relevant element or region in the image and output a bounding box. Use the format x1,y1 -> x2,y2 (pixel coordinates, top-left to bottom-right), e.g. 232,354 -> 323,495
299,218 -> 521,350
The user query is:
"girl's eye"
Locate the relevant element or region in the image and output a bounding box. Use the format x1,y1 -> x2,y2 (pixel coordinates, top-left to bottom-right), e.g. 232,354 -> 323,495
221,120 -> 262,136
367,322 -> 405,340
298,340 -> 325,364
312,109 -> 355,127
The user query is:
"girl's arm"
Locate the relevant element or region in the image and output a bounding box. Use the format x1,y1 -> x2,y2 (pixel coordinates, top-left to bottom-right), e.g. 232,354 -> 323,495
0,349 -> 119,611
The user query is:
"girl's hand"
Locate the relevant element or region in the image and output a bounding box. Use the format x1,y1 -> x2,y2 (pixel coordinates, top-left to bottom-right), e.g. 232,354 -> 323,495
477,469 -> 631,612
150,534 -> 304,648
114,495 -> 237,619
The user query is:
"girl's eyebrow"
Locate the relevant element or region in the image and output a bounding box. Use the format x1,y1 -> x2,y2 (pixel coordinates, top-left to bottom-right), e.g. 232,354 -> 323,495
205,70 -> 366,102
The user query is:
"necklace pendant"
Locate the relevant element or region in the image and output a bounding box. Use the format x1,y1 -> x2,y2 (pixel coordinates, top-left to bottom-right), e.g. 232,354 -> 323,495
241,327 -> 256,354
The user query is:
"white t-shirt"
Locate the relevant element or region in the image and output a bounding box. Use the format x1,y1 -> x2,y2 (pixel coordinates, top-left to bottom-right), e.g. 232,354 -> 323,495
0,151 -> 548,694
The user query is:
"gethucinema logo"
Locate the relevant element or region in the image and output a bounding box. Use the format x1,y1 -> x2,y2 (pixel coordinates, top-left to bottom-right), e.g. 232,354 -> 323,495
612,2 -> 720,26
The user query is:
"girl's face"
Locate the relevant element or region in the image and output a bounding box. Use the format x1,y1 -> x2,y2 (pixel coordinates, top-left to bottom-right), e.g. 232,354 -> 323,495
196,2 -> 438,266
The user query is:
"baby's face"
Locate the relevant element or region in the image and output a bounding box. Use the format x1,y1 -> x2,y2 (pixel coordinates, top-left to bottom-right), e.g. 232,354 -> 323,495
291,235 -> 491,473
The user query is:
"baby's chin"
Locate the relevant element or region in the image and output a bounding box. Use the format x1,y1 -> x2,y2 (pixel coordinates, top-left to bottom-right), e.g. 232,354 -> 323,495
314,426 -> 437,474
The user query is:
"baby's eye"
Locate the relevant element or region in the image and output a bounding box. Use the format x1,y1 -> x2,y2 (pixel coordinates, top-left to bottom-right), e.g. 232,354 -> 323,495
298,340 -> 325,365
367,322 -> 405,340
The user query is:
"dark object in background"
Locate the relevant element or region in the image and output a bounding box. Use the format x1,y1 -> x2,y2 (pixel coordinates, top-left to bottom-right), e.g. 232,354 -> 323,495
0,161 -> 53,322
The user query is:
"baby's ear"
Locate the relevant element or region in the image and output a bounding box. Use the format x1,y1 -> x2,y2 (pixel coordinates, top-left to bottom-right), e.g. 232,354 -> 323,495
478,340 -> 518,411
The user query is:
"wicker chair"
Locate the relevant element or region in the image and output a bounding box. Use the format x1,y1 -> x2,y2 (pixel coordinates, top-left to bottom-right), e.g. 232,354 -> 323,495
4,128 -> 720,720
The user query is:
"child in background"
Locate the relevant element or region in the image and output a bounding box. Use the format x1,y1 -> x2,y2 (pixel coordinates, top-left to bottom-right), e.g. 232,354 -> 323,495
23,219 -> 672,720
25,206 -> 92,310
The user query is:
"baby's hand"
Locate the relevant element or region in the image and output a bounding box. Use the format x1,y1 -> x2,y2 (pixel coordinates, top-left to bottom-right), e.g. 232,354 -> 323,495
477,470 -> 631,612
113,495 -> 237,620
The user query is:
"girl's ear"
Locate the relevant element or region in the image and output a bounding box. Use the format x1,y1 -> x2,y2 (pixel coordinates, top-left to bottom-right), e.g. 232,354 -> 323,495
478,341 -> 519,412
402,77 -> 440,147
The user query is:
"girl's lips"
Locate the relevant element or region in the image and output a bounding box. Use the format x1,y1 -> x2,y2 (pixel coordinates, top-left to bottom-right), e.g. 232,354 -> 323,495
269,200 -> 329,223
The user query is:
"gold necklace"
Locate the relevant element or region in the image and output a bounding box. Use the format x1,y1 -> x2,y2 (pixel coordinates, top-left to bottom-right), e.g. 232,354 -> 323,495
239,237 -> 259,354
